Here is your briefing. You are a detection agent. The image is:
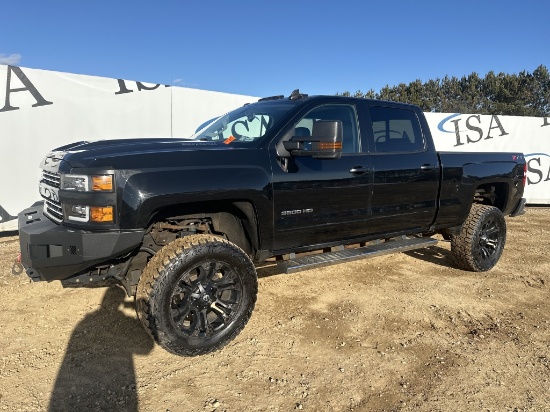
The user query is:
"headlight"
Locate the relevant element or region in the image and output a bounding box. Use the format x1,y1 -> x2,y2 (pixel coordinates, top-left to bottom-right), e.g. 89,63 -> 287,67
61,174 -> 89,191
61,174 -> 113,192
59,173 -> 115,223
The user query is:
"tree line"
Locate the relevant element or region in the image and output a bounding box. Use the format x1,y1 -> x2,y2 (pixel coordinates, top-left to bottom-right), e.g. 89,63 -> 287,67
340,65 -> 550,117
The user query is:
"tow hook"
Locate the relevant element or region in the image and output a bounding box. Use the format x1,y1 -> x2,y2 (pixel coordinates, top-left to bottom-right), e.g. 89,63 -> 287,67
11,252 -> 23,276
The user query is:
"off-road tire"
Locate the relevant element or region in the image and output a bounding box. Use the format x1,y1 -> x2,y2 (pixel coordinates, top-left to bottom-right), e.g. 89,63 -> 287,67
451,204 -> 506,272
136,234 -> 257,356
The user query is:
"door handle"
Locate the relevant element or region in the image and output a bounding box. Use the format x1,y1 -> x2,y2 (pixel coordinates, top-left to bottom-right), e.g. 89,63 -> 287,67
420,164 -> 436,171
349,166 -> 370,174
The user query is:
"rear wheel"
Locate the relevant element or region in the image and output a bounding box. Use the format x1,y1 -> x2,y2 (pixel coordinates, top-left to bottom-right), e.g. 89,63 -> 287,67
451,204 -> 506,272
136,234 -> 257,356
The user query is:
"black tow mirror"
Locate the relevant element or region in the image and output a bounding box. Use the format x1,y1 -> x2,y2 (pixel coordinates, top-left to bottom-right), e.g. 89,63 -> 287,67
282,120 -> 343,159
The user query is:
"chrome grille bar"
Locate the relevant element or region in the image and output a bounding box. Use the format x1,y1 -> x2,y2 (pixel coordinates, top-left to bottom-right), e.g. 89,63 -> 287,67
41,170 -> 63,223
42,171 -> 61,188
44,199 -> 63,223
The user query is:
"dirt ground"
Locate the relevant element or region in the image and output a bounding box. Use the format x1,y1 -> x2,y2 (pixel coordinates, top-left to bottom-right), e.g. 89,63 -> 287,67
1,208 -> 549,412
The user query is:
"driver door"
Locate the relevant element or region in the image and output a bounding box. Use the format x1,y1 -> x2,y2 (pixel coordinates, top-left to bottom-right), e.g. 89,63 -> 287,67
270,103 -> 373,251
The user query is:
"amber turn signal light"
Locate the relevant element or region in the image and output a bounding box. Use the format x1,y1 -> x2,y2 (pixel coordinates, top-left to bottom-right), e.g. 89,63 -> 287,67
318,142 -> 343,150
90,206 -> 114,222
92,175 -> 113,191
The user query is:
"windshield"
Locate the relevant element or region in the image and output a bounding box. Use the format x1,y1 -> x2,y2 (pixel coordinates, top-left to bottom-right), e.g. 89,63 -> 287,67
190,100 -> 298,144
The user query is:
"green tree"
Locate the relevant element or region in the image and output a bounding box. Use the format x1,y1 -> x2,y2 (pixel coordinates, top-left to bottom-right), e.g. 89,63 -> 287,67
340,66 -> 550,116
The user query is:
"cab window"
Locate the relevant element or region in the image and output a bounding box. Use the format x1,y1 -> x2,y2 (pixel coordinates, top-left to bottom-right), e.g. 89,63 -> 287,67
369,106 -> 425,153
294,105 -> 360,153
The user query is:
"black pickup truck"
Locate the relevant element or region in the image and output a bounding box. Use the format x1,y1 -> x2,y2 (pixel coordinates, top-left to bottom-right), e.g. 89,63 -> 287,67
18,91 -> 526,356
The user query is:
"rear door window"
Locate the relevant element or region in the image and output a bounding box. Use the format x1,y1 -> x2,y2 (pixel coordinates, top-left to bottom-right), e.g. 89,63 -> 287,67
368,106 -> 425,153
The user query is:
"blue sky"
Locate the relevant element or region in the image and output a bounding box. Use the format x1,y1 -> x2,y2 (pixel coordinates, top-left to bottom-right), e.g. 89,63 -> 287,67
1,0 -> 548,97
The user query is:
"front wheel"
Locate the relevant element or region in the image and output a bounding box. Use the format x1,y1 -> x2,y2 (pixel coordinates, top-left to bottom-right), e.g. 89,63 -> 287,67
136,234 -> 257,356
451,204 -> 506,272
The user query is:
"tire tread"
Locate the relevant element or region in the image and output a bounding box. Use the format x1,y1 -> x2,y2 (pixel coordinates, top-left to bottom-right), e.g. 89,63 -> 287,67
136,234 -> 257,356
451,204 -> 506,272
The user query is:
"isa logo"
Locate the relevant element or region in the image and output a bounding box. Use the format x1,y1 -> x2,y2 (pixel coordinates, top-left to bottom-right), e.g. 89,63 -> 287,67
526,153 -> 550,186
437,114 -> 509,147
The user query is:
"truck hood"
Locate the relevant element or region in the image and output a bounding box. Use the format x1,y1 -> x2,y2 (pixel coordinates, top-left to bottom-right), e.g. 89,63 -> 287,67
53,138 -> 236,169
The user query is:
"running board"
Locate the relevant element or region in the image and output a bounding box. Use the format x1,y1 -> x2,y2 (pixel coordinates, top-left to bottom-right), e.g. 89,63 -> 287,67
278,236 -> 437,274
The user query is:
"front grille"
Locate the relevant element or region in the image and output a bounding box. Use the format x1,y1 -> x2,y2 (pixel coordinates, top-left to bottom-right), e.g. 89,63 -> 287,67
42,171 -> 61,188
44,199 -> 63,223
40,170 -> 63,223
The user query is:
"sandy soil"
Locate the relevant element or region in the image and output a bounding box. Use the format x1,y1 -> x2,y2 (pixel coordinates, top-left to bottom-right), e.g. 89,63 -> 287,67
1,208 -> 549,411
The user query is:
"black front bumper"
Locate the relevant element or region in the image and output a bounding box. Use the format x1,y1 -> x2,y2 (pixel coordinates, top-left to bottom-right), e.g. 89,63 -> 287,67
18,204 -> 145,282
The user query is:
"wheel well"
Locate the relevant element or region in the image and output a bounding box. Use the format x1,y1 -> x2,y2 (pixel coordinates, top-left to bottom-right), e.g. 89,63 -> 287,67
473,183 -> 508,211
145,201 -> 259,256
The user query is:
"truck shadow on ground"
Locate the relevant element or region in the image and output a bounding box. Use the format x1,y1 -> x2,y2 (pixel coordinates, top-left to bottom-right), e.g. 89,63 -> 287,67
49,285 -> 154,412
403,245 -> 456,268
